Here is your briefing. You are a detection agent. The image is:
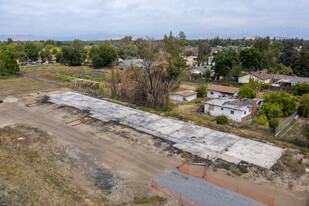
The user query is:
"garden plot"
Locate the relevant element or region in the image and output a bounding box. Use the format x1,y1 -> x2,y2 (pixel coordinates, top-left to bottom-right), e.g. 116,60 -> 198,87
48,92 -> 284,169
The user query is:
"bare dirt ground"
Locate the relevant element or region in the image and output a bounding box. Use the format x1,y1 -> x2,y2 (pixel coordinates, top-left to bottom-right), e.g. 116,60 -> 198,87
0,91 -> 308,205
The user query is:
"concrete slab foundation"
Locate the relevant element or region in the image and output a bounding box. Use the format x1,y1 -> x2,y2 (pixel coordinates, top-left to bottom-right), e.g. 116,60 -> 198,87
48,92 -> 284,169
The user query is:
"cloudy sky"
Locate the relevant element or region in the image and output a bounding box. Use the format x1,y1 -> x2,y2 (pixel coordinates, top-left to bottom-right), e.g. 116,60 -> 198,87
0,0 -> 308,39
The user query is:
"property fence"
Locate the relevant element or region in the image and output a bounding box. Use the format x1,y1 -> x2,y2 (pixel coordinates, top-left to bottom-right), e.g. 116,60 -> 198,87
177,166 -> 275,206
275,111 -> 298,136
151,180 -> 208,206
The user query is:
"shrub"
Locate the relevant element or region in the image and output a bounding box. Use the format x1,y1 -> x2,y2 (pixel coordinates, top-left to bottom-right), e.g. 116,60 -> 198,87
202,114 -> 210,121
238,84 -> 256,99
196,84 -> 207,97
268,118 -> 279,130
252,115 -> 268,125
215,115 -> 228,124
221,82 -> 230,87
295,82 -> 309,96
259,92 -> 297,119
298,94 -> 309,117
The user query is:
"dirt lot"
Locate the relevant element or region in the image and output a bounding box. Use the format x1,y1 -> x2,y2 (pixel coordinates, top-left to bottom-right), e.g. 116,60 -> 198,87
0,91 -> 308,205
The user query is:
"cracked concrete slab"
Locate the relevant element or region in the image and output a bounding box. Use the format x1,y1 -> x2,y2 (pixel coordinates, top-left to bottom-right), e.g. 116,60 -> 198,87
48,92 -> 284,169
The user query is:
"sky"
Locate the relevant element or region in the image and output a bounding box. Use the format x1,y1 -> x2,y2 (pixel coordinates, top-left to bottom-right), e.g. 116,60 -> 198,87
0,0 -> 309,40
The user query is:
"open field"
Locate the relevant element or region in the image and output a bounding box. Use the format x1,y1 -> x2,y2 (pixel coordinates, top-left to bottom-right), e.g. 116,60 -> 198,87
0,77 -> 62,99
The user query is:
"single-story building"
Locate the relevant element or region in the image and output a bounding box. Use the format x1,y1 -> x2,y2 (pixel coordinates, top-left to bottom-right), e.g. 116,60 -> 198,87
118,59 -> 143,69
207,85 -> 239,98
204,97 -> 258,122
238,71 -> 273,84
169,90 -> 198,102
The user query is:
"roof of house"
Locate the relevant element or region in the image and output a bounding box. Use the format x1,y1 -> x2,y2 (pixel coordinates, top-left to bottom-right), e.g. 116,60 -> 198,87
251,71 -> 272,80
170,90 -> 197,97
119,59 -> 141,66
205,97 -> 253,111
196,65 -> 212,72
207,84 -> 239,94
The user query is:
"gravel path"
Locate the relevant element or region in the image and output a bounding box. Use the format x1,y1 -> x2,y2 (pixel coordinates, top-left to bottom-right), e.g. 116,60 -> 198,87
153,170 -> 261,206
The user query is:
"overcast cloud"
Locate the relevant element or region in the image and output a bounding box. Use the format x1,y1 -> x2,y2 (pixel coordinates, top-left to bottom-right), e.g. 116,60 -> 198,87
0,0 -> 308,39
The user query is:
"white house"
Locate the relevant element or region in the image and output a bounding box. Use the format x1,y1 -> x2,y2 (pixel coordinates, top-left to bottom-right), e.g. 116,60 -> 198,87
118,59 -> 143,69
169,91 -> 198,102
207,85 -> 239,98
204,97 -> 258,122
238,71 -> 273,84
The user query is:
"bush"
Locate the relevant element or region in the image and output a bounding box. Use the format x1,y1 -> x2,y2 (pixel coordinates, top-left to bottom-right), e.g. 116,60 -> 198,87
295,82 -> 309,96
298,94 -> 309,117
253,115 -> 268,125
268,118 -> 279,129
221,82 -> 230,87
215,115 -> 228,124
238,84 -> 256,99
196,84 -> 207,97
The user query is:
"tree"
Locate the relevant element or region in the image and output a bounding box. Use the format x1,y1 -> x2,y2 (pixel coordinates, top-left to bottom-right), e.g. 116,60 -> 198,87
60,46 -> 82,66
7,38 -> 13,45
280,39 -> 296,66
24,42 -> 39,61
239,47 -> 262,71
295,82 -> 309,96
72,39 -> 85,51
213,48 -> 238,80
196,84 -> 206,97
248,78 -> 267,94
261,48 -> 280,70
90,44 -> 118,67
0,50 -> 19,76
40,49 -> 52,62
298,94 -> 309,117
252,115 -> 268,125
252,37 -> 270,52
198,41 -> 203,65
268,118 -> 279,133
259,92 -> 297,119
202,42 -> 211,55
136,38 -> 150,59
291,46 -> 309,77
0,42 -> 6,51
278,63 -> 293,75
238,85 -> 256,99
203,69 -> 211,79
44,39 -> 56,46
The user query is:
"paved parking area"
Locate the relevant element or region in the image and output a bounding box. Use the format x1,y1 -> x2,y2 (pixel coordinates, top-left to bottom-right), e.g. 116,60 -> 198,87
48,92 -> 284,169
153,170 -> 261,206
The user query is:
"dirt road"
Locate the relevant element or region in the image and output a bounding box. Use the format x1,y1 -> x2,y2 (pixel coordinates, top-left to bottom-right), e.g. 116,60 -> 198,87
0,100 -> 181,203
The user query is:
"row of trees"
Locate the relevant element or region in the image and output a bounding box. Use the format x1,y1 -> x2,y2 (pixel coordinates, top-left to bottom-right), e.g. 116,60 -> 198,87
212,38 -> 309,79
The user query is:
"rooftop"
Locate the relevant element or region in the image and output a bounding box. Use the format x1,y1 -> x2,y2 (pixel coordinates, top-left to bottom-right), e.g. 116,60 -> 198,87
207,84 -> 239,94
251,71 -> 272,80
171,90 -> 197,97
205,97 -> 253,111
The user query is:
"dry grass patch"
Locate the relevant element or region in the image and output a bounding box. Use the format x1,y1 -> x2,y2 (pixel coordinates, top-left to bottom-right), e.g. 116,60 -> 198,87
0,77 -> 61,99
0,125 -> 108,206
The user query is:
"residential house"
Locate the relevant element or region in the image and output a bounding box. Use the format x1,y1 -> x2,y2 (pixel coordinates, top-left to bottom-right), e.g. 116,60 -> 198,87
238,71 -> 273,84
189,68 -> 203,75
169,90 -> 198,102
117,59 -> 143,69
207,85 -> 239,98
204,97 -> 258,122
184,56 -> 198,67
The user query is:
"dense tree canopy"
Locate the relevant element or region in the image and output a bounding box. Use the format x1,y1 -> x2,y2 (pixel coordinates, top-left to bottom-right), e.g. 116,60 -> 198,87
213,48 -> 238,80
238,85 -> 256,99
24,42 -> 39,61
0,50 -> 19,76
259,92 -> 298,119
60,46 -> 82,66
90,44 -> 118,67
239,47 -> 262,71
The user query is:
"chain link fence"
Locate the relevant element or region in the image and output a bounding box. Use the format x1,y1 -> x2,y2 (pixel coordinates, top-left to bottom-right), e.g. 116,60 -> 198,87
275,111 -> 298,136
